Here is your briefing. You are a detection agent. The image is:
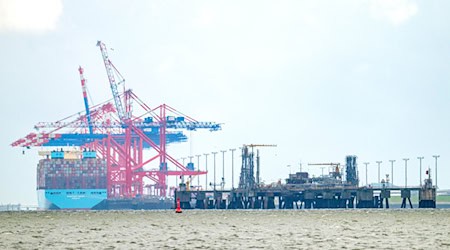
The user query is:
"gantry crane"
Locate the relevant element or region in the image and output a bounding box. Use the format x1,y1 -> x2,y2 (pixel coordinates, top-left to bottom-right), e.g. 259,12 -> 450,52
94,42 -> 221,197
11,41 -> 222,198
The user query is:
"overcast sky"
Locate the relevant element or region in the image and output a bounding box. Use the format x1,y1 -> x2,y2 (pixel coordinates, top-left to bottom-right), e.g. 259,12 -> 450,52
1,0 -> 449,205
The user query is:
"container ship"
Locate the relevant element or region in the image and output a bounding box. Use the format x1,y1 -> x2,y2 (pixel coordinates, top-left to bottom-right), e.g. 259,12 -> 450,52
36,149 -> 174,210
37,149 -> 107,210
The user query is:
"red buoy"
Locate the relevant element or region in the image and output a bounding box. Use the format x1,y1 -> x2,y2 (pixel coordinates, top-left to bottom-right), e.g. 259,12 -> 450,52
175,198 -> 182,213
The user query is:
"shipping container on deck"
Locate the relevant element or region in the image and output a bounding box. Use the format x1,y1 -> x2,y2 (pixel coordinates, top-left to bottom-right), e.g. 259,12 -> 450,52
37,158 -> 106,189
37,151 -> 107,210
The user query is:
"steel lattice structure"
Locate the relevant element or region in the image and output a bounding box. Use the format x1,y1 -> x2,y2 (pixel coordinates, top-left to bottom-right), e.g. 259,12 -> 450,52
11,41 -> 221,198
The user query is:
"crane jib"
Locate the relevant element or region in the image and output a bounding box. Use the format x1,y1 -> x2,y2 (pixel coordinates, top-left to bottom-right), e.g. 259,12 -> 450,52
97,41 -> 126,123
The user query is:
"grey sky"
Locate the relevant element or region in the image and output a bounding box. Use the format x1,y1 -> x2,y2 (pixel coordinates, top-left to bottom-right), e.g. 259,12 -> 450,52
0,0 -> 449,205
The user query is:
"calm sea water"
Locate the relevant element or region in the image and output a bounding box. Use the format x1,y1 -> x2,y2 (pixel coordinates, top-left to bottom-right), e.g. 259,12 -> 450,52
1,209 -> 449,249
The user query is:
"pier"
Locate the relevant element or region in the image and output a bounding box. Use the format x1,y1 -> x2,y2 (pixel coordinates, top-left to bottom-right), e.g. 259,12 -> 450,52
175,187 -> 436,209
175,153 -> 437,210
175,185 -> 437,210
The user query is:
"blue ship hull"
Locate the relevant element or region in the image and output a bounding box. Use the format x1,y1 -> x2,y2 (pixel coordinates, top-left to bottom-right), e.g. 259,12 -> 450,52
37,189 -> 107,210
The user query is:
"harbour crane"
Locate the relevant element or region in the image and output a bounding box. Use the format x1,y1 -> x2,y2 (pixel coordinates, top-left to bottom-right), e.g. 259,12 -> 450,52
11,41 -> 222,198
78,66 -> 93,134
96,41 -> 127,122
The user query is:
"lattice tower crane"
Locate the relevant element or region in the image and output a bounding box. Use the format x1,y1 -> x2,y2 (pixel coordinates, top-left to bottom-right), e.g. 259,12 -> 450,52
96,41 -> 127,122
